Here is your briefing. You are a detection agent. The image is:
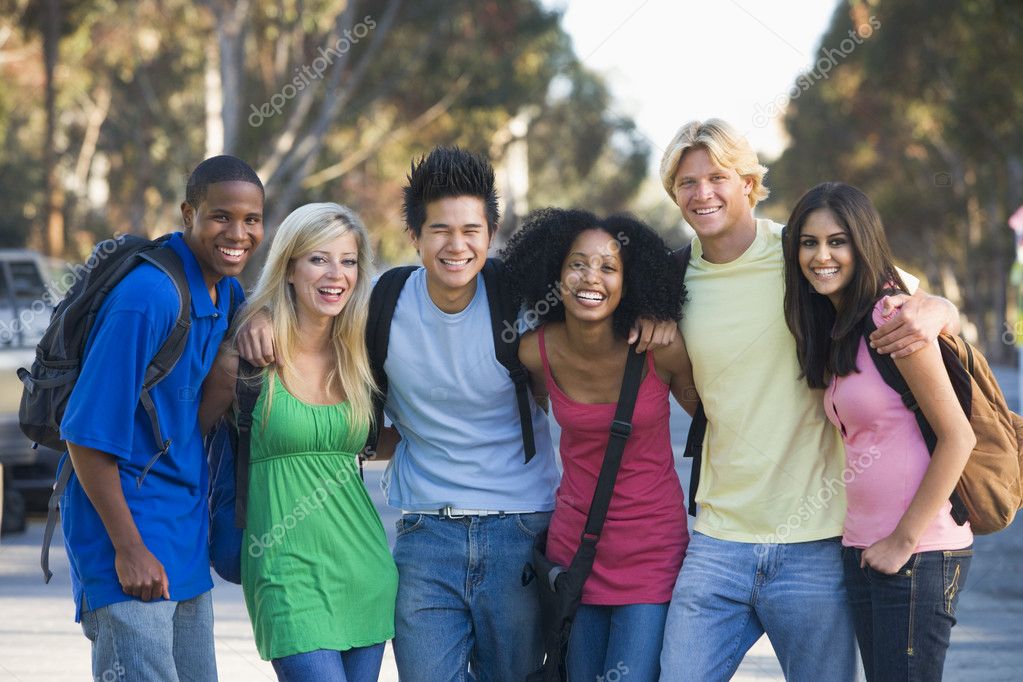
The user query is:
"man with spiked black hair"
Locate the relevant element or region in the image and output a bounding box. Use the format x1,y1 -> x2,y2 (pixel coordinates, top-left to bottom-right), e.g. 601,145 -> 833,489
384,146 -> 559,680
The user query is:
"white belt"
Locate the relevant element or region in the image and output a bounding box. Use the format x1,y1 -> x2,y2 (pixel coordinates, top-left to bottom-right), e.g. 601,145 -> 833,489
407,506 -> 536,519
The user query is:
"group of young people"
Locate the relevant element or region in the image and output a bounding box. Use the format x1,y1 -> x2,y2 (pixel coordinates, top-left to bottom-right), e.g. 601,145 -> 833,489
57,117 -> 976,682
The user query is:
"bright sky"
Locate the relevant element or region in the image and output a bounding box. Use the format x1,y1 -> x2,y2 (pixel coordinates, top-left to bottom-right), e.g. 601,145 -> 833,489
551,0 -> 843,163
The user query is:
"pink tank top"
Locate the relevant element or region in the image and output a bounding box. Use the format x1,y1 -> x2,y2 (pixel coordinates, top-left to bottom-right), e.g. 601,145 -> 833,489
825,298 -> 973,551
539,327 -> 688,605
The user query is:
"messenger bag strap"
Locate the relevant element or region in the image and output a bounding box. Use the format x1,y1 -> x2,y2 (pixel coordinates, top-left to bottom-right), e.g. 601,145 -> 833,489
581,343 -> 647,542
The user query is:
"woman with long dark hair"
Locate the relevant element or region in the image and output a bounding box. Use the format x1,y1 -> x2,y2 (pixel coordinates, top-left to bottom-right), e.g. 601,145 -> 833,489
501,208 -> 692,681
782,182 -> 975,681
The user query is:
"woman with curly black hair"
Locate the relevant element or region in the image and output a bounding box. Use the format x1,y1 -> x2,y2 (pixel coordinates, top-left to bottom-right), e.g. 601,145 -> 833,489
501,208 -> 693,682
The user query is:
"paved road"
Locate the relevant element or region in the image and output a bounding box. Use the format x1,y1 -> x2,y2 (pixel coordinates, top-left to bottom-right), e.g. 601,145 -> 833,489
2,368 -> 1022,680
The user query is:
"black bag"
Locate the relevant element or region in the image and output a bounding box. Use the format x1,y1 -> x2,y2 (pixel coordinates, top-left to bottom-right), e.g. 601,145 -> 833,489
525,344 -> 647,682
365,258 -> 535,461
19,233 -> 237,582
207,358 -> 263,584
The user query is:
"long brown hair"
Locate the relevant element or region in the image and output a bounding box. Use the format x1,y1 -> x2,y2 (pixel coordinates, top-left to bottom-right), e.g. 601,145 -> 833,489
782,182 -> 907,388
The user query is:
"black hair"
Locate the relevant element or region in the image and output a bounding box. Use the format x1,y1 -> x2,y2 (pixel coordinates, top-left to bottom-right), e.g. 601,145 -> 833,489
185,155 -> 264,209
782,182 -> 908,389
500,207 -> 685,339
402,147 -> 499,237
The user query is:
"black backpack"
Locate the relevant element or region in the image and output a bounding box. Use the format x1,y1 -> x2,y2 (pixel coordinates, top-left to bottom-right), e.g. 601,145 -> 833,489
365,258 -> 536,463
17,233 -> 236,581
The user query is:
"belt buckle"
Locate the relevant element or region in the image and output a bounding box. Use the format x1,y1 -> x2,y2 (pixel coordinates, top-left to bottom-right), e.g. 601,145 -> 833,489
439,505 -> 466,519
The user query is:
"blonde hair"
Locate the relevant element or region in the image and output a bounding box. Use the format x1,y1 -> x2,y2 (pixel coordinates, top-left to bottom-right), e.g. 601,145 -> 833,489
659,119 -> 769,208
235,202 -> 376,434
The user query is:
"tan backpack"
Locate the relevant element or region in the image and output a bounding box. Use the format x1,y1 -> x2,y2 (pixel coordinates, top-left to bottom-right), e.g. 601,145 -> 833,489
864,321 -> 1023,534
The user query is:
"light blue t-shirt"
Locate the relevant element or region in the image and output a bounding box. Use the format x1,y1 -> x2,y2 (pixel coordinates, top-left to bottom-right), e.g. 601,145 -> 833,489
381,267 -> 559,511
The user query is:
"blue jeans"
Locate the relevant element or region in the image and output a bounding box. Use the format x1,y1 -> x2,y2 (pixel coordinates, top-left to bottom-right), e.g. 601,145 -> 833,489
843,546 -> 972,681
659,532 -> 857,681
80,591 -> 216,682
567,603 -> 668,682
271,644 -> 385,682
392,511 -> 551,682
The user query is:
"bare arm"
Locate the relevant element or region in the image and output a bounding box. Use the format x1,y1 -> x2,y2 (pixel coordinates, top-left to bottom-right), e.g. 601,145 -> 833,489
368,425 -> 401,461
869,290 -> 960,359
199,346 -> 239,436
236,309 -> 275,366
860,341 -> 976,574
654,334 -> 699,417
518,330 -> 550,411
66,444 -> 170,601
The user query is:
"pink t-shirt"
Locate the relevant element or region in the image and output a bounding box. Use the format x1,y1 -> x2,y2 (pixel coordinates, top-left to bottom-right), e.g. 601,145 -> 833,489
539,327 -> 688,605
825,298 -> 973,551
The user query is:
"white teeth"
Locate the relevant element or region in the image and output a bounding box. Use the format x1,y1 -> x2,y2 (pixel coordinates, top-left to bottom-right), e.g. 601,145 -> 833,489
440,258 -> 471,266
319,288 -> 344,295
813,268 -> 839,277
217,246 -> 244,257
694,207 -> 720,215
576,291 -> 605,301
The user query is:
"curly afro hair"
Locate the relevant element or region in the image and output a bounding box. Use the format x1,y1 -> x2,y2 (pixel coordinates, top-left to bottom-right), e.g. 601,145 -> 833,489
500,207 -> 685,339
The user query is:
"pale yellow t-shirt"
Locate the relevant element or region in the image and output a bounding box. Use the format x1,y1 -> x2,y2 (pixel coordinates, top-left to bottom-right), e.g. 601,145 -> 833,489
680,218 -> 917,543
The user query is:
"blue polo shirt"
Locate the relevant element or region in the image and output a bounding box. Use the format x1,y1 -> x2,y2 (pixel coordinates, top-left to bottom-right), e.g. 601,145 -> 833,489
59,232 -> 241,620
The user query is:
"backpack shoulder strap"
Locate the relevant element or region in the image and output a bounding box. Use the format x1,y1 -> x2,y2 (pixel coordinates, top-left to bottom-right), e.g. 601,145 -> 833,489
132,245 -> 192,487
673,241 -> 704,516
365,265 -> 418,451
233,357 -> 263,528
483,258 -> 536,464
861,316 -> 970,524
673,242 -> 694,281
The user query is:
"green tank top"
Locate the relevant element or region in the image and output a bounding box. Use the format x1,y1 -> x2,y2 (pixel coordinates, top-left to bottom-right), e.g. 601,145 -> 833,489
241,374 -> 397,660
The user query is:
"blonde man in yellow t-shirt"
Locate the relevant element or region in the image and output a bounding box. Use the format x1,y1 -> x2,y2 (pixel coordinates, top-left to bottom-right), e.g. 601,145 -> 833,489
655,119 -> 960,681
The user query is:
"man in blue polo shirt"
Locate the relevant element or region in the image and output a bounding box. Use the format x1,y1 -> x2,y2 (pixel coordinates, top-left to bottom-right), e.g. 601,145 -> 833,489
59,155 -> 264,681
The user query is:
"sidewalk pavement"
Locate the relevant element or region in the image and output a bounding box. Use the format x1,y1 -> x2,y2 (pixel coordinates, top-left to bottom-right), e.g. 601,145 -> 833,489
3,455 -> 1022,680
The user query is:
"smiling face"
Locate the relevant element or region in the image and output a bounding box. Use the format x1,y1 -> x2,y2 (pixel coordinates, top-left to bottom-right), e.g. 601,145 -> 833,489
559,228 -> 624,324
288,231 -> 360,323
180,180 -> 264,289
411,195 -> 492,312
672,147 -> 753,242
798,208 -> 856,308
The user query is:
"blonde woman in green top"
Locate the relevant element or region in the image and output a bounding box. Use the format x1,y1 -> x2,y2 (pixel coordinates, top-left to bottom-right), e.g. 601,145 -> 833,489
201,202 -> 397,681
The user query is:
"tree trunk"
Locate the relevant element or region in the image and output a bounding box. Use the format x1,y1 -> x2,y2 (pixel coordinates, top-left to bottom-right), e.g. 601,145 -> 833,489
42,0 -> 64,256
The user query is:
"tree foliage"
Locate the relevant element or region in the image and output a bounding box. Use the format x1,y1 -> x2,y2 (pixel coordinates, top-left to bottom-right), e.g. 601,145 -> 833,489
0,0 -> 650,267
765,0 -> 1023,359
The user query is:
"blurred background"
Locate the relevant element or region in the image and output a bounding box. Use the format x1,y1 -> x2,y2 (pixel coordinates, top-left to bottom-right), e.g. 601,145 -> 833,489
2,2 -> 1023,679
0,0 -> 1020,359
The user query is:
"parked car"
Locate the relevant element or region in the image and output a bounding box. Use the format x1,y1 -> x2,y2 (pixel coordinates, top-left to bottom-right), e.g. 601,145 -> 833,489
0,249 -> 60,535
0,249 -> 55,349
